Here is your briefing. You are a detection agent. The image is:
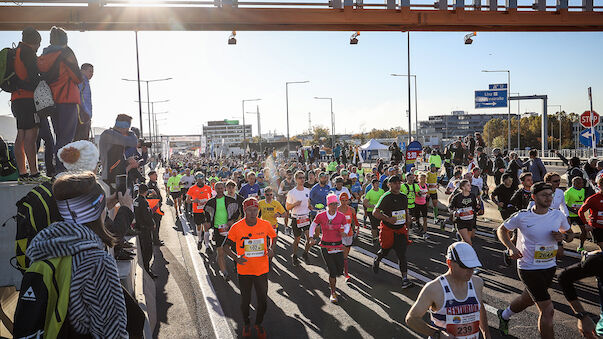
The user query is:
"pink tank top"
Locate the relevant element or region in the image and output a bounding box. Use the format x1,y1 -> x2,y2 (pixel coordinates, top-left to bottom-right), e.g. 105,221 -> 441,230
314,211 -> 348,249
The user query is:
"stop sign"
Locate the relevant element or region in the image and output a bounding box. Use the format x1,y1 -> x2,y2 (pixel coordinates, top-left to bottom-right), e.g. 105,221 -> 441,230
580,110 -> 600,128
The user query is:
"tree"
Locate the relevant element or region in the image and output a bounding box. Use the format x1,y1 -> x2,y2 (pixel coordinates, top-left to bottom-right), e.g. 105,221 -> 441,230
311,125 -> 330,145
492,135 -> 507,149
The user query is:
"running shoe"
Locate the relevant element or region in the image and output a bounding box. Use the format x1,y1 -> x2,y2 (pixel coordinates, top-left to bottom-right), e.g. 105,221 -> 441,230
345,275 -> 352,283
372,257 -> 380,274
302,251 -> 310,264
401,278 -> 413,289
497,309 -> 510,335
291,254 -> 299,266
242,325 -> 252,338
423,233 -> 430,240
577,245 -> 586,253
29,173 -> 50,183
502,250 -> 512,267
17,174 -> 29,185
438,220 -> 445,231
329,293 -> 338,303
255,325 -> 267,339
197,241 -> 202,251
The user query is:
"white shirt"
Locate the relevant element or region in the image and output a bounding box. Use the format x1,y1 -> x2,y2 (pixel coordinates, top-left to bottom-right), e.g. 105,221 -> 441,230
286,187 -> 311,217
527,188 -> 569,216
331,187 -> 351,198
504,208 -> 570,270
180,175 -> 195,189
471,176 -> 483,189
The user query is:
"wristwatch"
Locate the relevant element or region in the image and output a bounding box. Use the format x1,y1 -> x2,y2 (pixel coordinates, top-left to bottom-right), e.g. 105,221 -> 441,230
573,311 -> 589,320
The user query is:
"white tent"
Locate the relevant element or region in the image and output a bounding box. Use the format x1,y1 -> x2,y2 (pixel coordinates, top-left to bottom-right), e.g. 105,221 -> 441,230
360,139 -> 390,161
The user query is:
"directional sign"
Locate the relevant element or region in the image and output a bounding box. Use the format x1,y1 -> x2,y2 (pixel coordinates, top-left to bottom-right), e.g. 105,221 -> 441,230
475,89 -> 508,108
579,128 -> 600,147
580,110 -> 600,128
489,83 -> 508,90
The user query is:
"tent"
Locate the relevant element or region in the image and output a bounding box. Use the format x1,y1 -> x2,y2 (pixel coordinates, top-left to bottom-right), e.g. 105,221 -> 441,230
360,139 -> 391,161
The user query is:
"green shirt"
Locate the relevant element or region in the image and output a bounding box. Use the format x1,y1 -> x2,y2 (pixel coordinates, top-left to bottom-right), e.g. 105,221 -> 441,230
214,197 -> 228,227
357,168 -> 365,183
167,176 -> 181,192
428,155 -> 442,168
365,188 -> 385,212
327,161 -> 338,173
401,183 -> 420,208
564,187 -> 585,217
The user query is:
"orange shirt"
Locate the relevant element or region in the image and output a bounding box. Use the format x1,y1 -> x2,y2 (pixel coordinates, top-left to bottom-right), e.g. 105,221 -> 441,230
227,218 -> 276,276
338,206 -> 359,236
186,184 -> 213,213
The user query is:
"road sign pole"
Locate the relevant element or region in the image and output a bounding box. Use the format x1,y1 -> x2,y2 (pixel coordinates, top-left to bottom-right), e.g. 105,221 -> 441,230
589,87 -> 596,157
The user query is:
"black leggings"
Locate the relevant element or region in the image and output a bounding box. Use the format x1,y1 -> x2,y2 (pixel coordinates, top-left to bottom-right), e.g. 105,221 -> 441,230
239,274 -> 268,325
376,233 -> 408,279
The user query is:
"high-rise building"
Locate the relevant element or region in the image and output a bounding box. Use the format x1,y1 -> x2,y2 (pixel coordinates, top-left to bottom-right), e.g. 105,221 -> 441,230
202,119 -> 252,145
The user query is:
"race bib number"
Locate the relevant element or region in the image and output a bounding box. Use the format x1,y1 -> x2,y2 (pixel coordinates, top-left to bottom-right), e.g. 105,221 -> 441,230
327,248 -> 343,254
195,199 -> 207,211
534,244 -> 558,265
572,203 -> 582,209
244,238 -> 265,257
445,320 -> 480,339
458,207 -> 474,221
392,210 -> 406,225
217,224 -> 230,236
297,215 -> 310,227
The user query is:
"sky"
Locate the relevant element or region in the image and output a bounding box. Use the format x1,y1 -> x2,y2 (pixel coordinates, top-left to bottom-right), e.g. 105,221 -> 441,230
1,29 -> 602,138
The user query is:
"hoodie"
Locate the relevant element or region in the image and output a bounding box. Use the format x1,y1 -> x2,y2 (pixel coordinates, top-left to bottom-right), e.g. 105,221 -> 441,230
27,221 -> 128,339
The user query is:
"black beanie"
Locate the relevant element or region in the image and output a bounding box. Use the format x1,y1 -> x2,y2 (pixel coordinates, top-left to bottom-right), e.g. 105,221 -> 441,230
49,26 -> 68,46
22,27 -> 41,45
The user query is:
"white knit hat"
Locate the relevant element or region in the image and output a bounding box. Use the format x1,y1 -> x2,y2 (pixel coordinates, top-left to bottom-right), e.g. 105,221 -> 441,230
57,140 -> 100,173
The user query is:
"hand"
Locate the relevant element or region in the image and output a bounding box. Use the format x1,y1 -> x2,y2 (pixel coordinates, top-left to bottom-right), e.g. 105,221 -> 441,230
565,232 -> 576,243
497,202 -> 504,208
235,255 -> 248,265
439,331 -> 456,339
118,190 -> 134,211
551,231 -> 564,242
309,238 -> 316,246
387,216 -> 397,225
578,316 -> 598,339
107,192 -> 118,210
295,200 -> 302,207
508,247 -> 523,259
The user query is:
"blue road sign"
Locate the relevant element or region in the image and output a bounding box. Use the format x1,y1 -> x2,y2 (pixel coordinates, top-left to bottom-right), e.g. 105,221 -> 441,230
579,128 -> 600,147
475,89 -> 508,108
489,83 -> 508,90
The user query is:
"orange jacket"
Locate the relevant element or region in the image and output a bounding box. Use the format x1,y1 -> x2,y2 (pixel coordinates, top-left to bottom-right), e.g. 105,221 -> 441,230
11,43 -> 39,101
37,47 -> 82,104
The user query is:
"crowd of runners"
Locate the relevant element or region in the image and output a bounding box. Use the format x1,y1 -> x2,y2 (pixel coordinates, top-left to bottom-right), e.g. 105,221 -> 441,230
156,142 -> 603,339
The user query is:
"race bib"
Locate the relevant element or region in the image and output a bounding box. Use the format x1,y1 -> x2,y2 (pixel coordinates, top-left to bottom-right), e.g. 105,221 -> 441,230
392,210 -> 406,225
458,207 -> 474,221
445,318 -> 480,339
327,248 -> 343,254
297,215 -> 310,227
217,224 -> 230,236
597,211 -> 603,224
244,238 -> 265,257
534,244 -> 557,265
572,203 -> 582,208
195,199 -> 207,211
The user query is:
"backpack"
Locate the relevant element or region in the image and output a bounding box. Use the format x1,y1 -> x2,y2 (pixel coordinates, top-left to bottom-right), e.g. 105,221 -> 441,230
14,181 -> 61,273
13,256 -> 74,339
0,46 -> 18,93
0,135 -> 17,178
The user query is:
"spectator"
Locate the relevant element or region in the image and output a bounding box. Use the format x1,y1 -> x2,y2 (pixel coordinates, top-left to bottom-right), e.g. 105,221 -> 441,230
99,114 -> 138,190
492,148 -> 506,186
74,63 -> 93,141
11,27 -> 43,183
527,149 -> 547,183
505,152 -> 523,190
134,184 -> 157,278
37,26 -> 83,173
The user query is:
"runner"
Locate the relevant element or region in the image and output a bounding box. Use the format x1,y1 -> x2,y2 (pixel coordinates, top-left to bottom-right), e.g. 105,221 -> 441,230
337,192 -> 359,282
509,172 -> 533,211
309,171 -> 331,220
226,180 -> 245,218
449,180 -> 480,246
240,172 -> 261,199
278,169 -> 295,234
363,177 -> 385,245
167,169 -> 182,214
309,193 -> 350,303
415,173 -> 430,239
331,176 -> 351,198
491,173 -> 517,221
406,242 -> 491,339
426,164 -> 441,227
258,187 -> 286,237
286,170 -> 312,265
565,176 -> 588,252
401,172 -> 419,231
225,198 -> 276,339
180,168 -> 195,217
203,181 -> 240,280
372,175 -> 413,289
578,175 -> 603,250
496,182 -> 575,338
349,174 -> 362,212
186,172 -> 213,251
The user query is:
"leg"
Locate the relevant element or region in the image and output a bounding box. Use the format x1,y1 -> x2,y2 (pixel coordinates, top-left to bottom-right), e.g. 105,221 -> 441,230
393,233 -> 409,279
37,117 -> 55,176
217,246 -> 227,273
51,104 -> 78,173
14,129 -> 26,175
329,277 -> 337,295
534,299 -> 555,339
23,128 -> 39,175
238,275 -> 253,325
303,229 -> 312,254
291,236 -> 301,256
457,227 -> 473,246
253,274 -> 269,325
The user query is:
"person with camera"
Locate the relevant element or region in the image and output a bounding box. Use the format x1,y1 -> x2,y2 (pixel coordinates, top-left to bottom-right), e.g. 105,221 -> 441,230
99,114 -> 138,191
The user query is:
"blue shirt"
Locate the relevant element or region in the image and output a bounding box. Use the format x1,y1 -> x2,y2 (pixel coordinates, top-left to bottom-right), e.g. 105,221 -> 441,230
239,183 -> 261,199
379,174 -> 388,185
309,183 -> 331,207
78,75 -> 92,117
350,182 -> 362,196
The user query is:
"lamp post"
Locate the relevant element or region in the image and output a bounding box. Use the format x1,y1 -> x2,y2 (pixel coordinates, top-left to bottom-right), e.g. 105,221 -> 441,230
135,99 -> 169,152
286,81 -> 310,153
245,105 -> 263,153
314,97 -> 334,147
482,70 -> 511,150
510,92 -> 520,149
391,73 -> 417,142
549,105 -> 562,150
122,77 -> 172,140
242,98 -> 261,146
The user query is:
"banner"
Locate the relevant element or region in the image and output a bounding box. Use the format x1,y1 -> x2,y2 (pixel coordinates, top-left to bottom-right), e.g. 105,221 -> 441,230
405,141 -> 422,173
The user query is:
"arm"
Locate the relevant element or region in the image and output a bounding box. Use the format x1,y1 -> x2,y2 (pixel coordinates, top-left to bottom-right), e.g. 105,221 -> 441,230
224,238 -> 247,264
20,47 -> 40,89
578,196 -> 591,226
473,277 -> 491,339
88,255 -> 128,338
405,282 -> 444,338
557,152 -> 570,167
373,208 -> 396,225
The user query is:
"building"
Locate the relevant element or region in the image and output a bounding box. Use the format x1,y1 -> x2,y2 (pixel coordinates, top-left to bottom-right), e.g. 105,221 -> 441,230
417,110 -> 519,146
202,119 -> 252,145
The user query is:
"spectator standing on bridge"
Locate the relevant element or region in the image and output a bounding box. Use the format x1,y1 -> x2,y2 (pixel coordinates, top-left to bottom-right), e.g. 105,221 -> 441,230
526,149 -> 547,183
99,114 -> 138,191
10,27 -> 43,183
225,198 -> 276,339
37,26 -> 83,173
74,63 -> 93,141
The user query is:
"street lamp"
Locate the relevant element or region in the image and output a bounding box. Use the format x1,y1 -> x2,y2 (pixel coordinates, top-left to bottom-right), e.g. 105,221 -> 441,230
314,97 -> 334,147
135,99 -> 169,151
510,92 -> 520,149
549,104 -> 562,150
286,81 -> 310,152
482,69 -> 511,151
245,105 -> 262,153
122,77 -> 172,140
242,98 -> 261,145
391,73 -> 418,142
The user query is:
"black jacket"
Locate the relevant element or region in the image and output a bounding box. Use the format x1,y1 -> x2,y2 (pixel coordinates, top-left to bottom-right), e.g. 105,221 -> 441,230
134,195 -> 154,230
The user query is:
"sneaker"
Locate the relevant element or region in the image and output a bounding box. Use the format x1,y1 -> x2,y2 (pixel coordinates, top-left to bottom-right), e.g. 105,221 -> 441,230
255,325 -> 267,339
197,241 -> 202,251
18,174 -> 29,185
345,275 -> 352,283
497,309 -> 510,335
28,173 -> 50,183
577,245 -> 586,253
372,257 -> 380,274
291,254 -> 299,266
502,250 -> 512,267
401,278 -> 413,289
422,233 -> 430,240
439,220 -> 445,231
302,251 -> 309,264
242,325 -> 252,338
329,293 -> 338,303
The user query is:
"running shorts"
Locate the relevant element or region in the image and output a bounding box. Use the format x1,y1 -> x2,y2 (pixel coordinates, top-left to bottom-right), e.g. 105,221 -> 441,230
170,191 -> 181,199
342,235 -> 353,247
569,216 -> 585,226
213,228 -> 228,247
11,98 -> 39,130
429,193 -> 438,201
455,219 -> 476,232
320,247 -> 344,278
413,204 -> 428,219
518,266 -> 556,302
592,228 -> 603,243
193,212 -> 206,226
291,217 -> 309,237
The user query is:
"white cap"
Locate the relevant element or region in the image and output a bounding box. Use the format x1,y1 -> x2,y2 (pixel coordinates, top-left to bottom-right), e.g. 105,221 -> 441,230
350,173 -> 358,179
446,242 -> 482,268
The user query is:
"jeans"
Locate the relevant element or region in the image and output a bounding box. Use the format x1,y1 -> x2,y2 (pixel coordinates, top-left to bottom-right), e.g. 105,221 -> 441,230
51,103 -> 78,173
37,116 -> 55,176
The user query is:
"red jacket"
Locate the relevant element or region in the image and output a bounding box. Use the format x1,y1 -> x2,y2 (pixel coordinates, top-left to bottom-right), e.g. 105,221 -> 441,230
37,47 -> 82,104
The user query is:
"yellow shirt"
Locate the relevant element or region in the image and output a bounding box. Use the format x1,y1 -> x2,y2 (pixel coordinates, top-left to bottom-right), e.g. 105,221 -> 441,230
258,199 -> 285,227
426,171 -> 438,194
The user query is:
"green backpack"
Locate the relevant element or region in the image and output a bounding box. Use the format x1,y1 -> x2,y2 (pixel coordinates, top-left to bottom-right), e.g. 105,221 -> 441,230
13,256 -> 73,338
0,46 -> 18,93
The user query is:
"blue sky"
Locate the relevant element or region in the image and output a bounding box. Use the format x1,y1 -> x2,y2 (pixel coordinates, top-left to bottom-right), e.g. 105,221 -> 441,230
1,29 -> 602,138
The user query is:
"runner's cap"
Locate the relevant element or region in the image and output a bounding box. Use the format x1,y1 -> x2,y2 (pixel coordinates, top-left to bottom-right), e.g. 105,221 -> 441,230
446,242 -> 482,268
326,194 -> 339,205
531,182 -> 552,195
388,175 -> 401,183
350,173 -> 358,179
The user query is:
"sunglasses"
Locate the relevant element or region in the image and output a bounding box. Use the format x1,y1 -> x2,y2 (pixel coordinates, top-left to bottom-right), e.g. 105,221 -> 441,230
551,179 -> 561,183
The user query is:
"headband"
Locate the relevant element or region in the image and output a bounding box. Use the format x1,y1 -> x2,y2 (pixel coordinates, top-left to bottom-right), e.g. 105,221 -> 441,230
56,184 -> 106,224
114,120 -> 131,129
243,197 -> 259,211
